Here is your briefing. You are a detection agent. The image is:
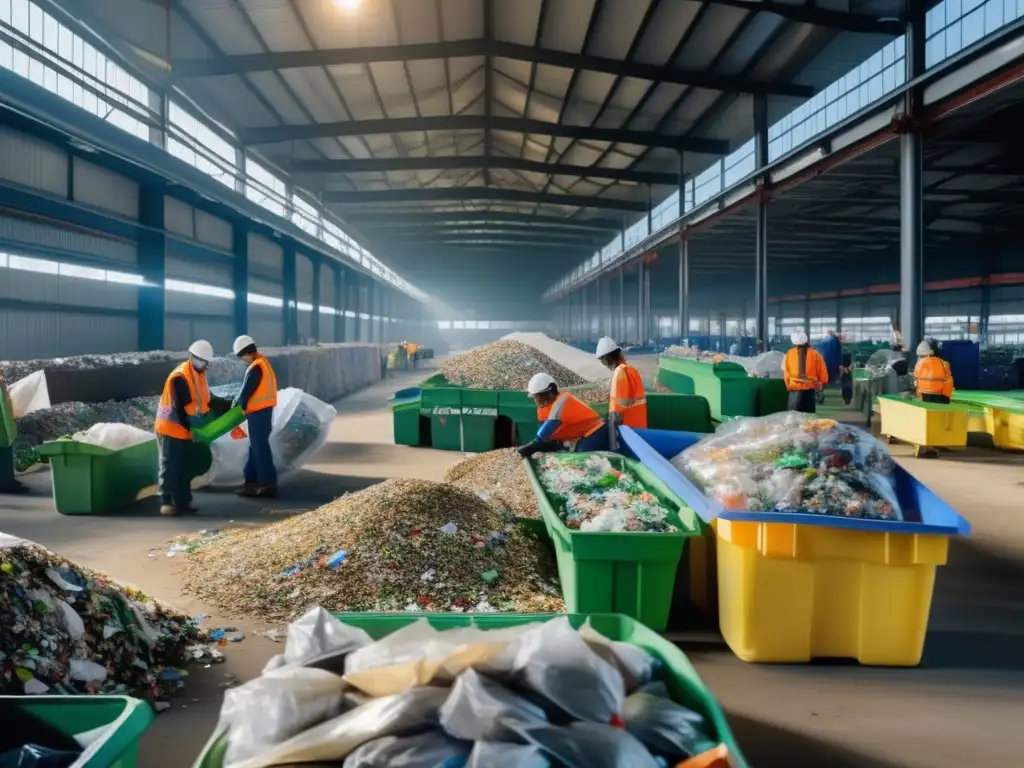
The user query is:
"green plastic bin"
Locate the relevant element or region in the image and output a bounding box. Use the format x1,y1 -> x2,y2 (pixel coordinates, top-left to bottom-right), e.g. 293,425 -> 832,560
524,454 -> 701,630
6,695 -> 153,768
0,383 -> 16,447
752,378 -> 789,416
461,389 -> 499,453
657,366 -> 695,395
647,392 -> 713,433
658,357 -> 760,421
36,438 -> 159,516
192,612 -> 747,768
191,406 -> 247,444
392,396 -> 426,446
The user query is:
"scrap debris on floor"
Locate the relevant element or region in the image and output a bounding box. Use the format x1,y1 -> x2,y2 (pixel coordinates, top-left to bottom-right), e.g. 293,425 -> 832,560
440,339 -> 600,394
444,448 -> 541,520
181,479 -> 564,622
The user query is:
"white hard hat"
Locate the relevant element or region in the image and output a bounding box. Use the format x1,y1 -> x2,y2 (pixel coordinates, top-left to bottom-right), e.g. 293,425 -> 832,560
791,332 -> 809,346
527,372 -> 556,395
233,334 -> 256,356
188,339 -> 214,361
595,336 -> 621,358
916,340 -> 933,356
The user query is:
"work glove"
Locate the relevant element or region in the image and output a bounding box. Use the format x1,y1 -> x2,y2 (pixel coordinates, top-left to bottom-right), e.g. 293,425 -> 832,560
229,426 -> 247,440
517,441 -> 539,458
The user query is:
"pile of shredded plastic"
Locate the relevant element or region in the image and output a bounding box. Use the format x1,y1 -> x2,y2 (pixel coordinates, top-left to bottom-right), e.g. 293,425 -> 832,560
674,411 -> 904,519
181,479 -> 564,622
0,534 -> 206,699
444,448 -> 540,519
534,453 -> 679,533
440,340 -> 589,391
212,608 -> 728,768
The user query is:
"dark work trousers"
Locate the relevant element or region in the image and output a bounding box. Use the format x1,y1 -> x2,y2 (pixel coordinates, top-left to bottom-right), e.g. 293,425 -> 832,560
922,393 -> 951,405
841,372 -> 853,405
157,434 -> 192,508
788,389 -> 817,414
244,407 -> 277,487
574,424 -> 610,453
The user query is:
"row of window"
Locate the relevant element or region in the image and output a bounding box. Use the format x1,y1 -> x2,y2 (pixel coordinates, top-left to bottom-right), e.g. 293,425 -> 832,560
548,0 -> 1024,297
437,320 -> 550,331
0,0 -> 424,301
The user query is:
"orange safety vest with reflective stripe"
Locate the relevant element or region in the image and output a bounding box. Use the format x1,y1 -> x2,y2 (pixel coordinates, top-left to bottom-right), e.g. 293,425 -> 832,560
609,362 -> 647,428
154,361 -> 210,440
914,356 -> 953,398
782,347 -> 829,391
537,392 -> 603,443
243,354 -> 278,414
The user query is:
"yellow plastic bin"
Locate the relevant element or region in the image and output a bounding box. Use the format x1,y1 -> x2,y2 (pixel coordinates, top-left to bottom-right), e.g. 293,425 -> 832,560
985,407 -> 1024,450
877,395 -> 968,448
619,426 -> 971,667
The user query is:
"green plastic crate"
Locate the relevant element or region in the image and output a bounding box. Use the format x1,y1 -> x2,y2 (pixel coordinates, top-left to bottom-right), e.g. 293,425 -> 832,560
7,695 -> 153,768
0,384 -> 16,447
646,392 -> 713,433
524,454 -> 701,631
192,612 -> 747,768
191,406 -> 247,444
392,396 -> 425,446
461,389 -> 499,453
35,439 -> 158,516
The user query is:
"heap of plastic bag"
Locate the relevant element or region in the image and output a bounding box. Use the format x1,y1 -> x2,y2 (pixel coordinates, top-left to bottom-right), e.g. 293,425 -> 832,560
534,453 -> 679,533
0,533 -> 205,699
213,607 -> 726,768
70,423 -> 154,451
674,412 -> 904,519
203,388 -> 336,487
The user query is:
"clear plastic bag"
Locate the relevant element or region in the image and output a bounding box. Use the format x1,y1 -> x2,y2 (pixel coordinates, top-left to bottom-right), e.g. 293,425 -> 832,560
673,411 -> 903,520
578,618 -> 658,693
510,616 -> 625,724
7,370 -> 50,417
439,668 -> 548,742
514,722 -> 659,768
262,606 -> 373,674
341,731 -> 472,767
70,423 -> 154,450
220,666 -> 348,767
466,742 -> 551,768
622,681 -> 716,761
0,745 -> 80,768
228,686 -> 449,768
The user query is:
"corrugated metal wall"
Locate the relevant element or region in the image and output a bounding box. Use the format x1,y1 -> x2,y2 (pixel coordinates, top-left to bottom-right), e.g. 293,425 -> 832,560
0,126 -> 68,196
164,316 -> 234,355
319,267 -> 335,342
0,213 -> 137,265
164,197 -> 233,252
72,158 -> 139,219
297,253 -> 314,340
164,252 -> 234,353
247,234 -> 284,347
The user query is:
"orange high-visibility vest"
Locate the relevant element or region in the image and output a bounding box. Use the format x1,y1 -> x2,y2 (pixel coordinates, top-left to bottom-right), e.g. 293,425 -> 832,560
609,362 -> 648,428
154,361 -> 210,439
538,392 -> 603,442
915,356 -> 953,398
243,353 -> 278,414
782,347 -> 828,391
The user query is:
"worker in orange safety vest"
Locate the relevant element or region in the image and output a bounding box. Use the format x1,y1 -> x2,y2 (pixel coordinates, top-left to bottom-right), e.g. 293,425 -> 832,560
232,334 -> 279,499
517,373 -> 608,457
595,336 -> 647,450
782,332 -> 829,414
154,340 -> 230,516
914,341 -> 954,403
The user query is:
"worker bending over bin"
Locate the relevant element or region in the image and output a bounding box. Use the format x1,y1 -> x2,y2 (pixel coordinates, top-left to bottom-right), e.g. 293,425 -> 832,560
154,340 -> 231,516
783,332 -> 829,413
914,341 -> 954,404
517,373 -> 608,457
232,335 -> 280,499
595,336 -> 647,451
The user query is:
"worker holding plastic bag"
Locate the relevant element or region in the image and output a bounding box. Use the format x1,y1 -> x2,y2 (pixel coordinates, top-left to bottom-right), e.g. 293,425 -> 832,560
230,335 -> 280,499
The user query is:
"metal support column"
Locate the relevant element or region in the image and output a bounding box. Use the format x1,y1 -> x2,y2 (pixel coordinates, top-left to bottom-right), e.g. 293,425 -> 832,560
617,266 -> 624,343
352,276 -> 363,342
282,246 -> 297,345
636,262 -> 644,345
231,223 -> 248,338
310,257 -> 321,343
901,2 -> 926,363
137,186 -> 165,351
644,265 -> 652,343
335,266 -> 346,342
753,93 -> 769,351
679,239 -> 689,344
582,284 -> 589,342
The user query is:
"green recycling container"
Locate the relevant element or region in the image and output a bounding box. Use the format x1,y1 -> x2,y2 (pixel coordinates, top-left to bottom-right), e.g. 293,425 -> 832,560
460,389 -> 499,453
5,695 -> 153,768
426,395 -> 462,452
392,396 -> 425,446
191,406 -> 247,444
524,453 -> 702,631
193,612 -> 747,768
36,438 -> 158,516
658,357 -> 760,421
646,392 -> 713,433
753,378 -> 789,416
0,384 -> 16,447
657,366 -> 696,395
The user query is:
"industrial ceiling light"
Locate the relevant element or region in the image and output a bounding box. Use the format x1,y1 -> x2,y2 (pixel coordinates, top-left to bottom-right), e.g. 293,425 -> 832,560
335,0 -> 361,10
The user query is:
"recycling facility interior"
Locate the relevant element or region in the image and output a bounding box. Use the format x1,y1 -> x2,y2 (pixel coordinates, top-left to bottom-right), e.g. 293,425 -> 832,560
1,0 -> 1024,766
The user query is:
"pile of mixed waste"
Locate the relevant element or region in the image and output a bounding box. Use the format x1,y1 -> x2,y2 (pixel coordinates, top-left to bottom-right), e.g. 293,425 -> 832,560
440,340 -> 592,393
444,448 -> 540,520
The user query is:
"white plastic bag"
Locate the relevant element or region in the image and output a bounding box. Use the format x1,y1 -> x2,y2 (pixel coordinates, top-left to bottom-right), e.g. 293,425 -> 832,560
439,668 -> 547,742
466,742 -> 551,768
221,666 -> 347,767
228,686 -> 449,768
262,606 -> 373,674
7,370 -> 50,417
71,423 -> 155,451
341,731 -> 472,767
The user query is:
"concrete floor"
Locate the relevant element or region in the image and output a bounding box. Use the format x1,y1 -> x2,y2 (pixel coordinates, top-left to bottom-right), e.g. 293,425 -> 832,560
2,360 -> 1023,767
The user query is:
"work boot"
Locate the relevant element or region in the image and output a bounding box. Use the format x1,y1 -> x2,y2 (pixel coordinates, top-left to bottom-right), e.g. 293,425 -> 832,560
254,485 -> 278,499
176,505 -> 199,514
235,483 -> 258,498
159,504 -> 178,516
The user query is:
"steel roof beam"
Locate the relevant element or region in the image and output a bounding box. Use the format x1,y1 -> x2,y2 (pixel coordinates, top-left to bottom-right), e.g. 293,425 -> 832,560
242,115 -> 728,153
377,226 -> 606,241
345,211 -> 623,230
171,39 -> 813,97
323,187 -> 650,212
288,156 -> 679,184
704,0 -> 904,35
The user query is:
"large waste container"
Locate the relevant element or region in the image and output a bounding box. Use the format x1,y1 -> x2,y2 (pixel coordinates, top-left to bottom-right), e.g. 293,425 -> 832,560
621,426 -> 970,666
658,358 -> 760,421
36,438 -> 159,516
877,395 -> 969,450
